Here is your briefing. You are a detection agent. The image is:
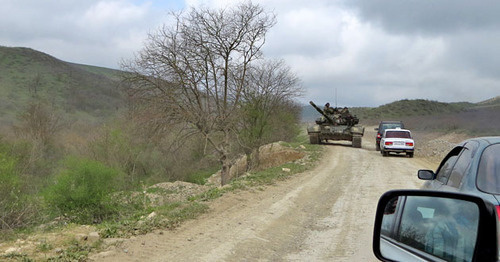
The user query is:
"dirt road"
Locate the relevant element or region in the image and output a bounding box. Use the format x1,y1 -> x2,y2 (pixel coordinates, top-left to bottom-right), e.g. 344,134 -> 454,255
94,132 -> 437,261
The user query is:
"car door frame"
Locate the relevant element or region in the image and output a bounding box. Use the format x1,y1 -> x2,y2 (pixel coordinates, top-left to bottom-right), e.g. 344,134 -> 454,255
421,146 -> 464,190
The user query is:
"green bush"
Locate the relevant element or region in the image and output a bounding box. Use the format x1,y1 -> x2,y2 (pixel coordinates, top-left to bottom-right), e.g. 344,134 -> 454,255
43,157 -> 122,224
0,141 -> 45,233
89,126 -> 169,187
185,167 -> 219,185
0,151 -> 21,230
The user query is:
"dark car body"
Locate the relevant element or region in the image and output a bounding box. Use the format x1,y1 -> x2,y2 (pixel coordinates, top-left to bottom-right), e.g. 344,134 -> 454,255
373,190 -> 499,262
372,136 -> 500,261
419,136 -> 500,206
375,121 -> 404,151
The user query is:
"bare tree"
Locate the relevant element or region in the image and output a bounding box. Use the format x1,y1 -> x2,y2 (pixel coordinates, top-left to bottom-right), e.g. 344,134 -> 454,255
28,72 -> 43,96
240,59 -> 302,149
123,3 -> 295,185
14,102 -> 65,146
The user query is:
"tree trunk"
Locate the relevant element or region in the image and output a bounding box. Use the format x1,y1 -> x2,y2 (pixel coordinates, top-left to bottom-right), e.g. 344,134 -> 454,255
219,131 -> 232,186
220,156 -> 231,186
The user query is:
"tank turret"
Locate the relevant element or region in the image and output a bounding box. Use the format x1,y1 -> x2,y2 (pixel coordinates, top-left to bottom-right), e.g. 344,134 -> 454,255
309,101 -> 335,125
309,101 -> 359,127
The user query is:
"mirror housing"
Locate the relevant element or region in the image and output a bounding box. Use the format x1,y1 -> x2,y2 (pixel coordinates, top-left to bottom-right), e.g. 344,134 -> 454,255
417,169 -> 436,180
375,128 -> 379,131
373,190 -> 498,262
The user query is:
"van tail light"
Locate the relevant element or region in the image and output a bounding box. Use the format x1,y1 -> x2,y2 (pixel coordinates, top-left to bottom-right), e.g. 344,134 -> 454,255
496,205 -> 500,221
384,142 -> 393,146
406,142 -> 414,146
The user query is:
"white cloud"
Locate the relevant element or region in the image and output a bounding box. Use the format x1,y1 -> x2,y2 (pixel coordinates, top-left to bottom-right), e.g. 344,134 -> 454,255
1,0 -> 499,106
80,1 -> 150,27
254,0 -> 500,106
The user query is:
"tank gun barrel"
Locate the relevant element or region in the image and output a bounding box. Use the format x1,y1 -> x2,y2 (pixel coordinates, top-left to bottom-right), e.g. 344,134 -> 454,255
309,101 -> 335,125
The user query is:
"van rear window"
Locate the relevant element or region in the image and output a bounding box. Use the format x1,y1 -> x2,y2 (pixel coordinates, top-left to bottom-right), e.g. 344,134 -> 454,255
381,123 -> 403,130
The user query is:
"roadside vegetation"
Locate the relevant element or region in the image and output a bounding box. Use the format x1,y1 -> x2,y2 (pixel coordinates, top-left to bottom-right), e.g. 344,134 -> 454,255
0,123 -> 321,260
0,3 -> 310,260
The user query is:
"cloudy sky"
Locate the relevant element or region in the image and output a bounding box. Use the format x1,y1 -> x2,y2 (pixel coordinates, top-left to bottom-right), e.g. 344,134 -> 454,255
1,0 -> 499,107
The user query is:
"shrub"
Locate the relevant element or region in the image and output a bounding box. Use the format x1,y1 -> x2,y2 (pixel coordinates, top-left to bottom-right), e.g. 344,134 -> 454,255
88,121 -> 218,186
43,157 -> 122,224
184,167 -> 219,185
0,148 -> 41,231
0,151 -> 21,229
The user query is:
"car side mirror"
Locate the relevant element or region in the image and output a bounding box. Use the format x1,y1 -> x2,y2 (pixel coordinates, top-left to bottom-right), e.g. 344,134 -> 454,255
418,169 -> 436,180
373,190 -> 498,262
374,128 -> 379,131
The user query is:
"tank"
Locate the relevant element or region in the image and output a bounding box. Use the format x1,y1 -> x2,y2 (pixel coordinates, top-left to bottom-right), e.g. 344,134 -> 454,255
307,101 -> 364,148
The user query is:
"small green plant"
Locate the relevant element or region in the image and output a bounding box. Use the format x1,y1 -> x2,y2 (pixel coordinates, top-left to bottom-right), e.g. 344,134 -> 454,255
190,187 -> 226,201
96,201 -> 209,238
185,167 -> 219,185
51,239 -> 101,261
98,222 -> 120,238
0,252 -> 33,261
43,157 -> 123,224
36,239 -> 53,252
170,202 -> 207,218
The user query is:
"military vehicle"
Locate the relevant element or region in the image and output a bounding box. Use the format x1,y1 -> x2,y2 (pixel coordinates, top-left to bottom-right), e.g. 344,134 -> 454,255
307,101 -> 364,148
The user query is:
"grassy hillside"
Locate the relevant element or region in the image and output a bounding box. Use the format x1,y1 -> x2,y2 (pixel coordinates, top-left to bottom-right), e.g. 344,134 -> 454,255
350,99 -> 474,124
401,104 -> 500,135
302,99 -> 474,123
475,96 -> 500,109
302,98 -> 500,136
0,46 -> 125,125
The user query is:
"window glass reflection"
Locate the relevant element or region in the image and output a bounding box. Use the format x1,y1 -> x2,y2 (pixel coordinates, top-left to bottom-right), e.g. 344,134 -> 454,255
381,196 -> 479,262
381,196 -> 399,237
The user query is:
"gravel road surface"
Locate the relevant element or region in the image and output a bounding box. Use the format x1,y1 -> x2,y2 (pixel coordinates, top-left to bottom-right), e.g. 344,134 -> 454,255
94,130 -> 437,261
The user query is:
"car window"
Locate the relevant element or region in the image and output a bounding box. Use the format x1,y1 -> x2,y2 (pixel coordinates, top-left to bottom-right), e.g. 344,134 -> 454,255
436,155 -> 459,184
476,144 -> 500,194
434,146 -> 463,183
385,131 -> 411,139
381,196 -> 479,262
447,142 -> 479,188
381,196 -> 399,237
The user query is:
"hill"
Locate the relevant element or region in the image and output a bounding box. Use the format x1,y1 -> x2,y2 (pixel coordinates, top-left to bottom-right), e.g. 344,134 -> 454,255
350,99 -> 474,124
302,98 -> 500,136
0,46 -> 125,125
301,99 -> 474,123
476,96 -> 500,107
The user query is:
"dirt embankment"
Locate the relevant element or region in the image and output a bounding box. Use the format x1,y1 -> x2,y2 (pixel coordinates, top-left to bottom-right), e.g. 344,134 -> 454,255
413,131 -> 470,159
